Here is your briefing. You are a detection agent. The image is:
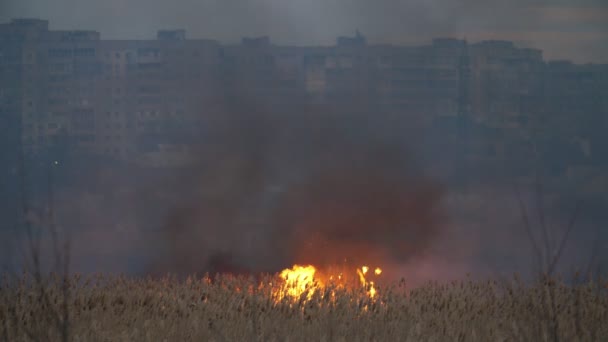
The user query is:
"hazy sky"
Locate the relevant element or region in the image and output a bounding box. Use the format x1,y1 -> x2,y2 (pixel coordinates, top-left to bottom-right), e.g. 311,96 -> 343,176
1,0 -> 607,62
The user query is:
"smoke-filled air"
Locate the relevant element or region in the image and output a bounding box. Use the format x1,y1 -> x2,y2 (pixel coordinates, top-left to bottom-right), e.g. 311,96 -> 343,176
0,0 -> 607,340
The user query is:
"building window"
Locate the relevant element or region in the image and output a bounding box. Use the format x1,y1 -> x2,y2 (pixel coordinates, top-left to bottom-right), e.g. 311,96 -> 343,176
74,48 -> 95,57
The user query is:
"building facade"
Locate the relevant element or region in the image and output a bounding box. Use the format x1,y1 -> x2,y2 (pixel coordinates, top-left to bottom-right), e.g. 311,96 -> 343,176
1,18 -> 607,170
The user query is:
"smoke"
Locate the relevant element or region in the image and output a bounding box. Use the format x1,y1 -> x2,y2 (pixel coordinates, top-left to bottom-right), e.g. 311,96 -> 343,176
144,93 -> 446,277
4,97 -> 603,283
275,126 -> 443,268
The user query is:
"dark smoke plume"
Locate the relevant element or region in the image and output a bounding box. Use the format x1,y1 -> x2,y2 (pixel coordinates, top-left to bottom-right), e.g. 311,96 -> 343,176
146,94 -> 446,277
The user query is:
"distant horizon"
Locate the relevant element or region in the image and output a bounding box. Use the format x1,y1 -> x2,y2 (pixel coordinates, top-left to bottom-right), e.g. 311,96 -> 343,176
4,17 -> 608,65
2,0 -> 607,64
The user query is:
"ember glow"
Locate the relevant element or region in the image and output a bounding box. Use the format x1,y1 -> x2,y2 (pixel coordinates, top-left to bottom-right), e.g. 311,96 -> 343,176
274,264 -> 383,302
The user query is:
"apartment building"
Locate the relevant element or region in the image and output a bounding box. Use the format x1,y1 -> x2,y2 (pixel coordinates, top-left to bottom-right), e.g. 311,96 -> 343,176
469,40 -> 545,129
0,19 -> 222,167
1,18 -> 606,169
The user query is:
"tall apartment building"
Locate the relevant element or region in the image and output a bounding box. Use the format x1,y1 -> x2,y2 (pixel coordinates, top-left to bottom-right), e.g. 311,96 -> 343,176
221,34 -> 468,128
95,36 -> 221,164
0,19 -> 50,223
2,18 -> 606,170
0,19 -> 222,167
543,61 -> 608,170
469,40 -> 545,129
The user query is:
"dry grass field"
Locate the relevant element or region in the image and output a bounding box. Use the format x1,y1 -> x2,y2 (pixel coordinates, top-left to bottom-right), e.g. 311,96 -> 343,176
1,271 -> 607,341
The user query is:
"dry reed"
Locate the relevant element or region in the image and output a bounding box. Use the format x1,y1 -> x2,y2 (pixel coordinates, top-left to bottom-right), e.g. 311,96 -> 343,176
1,273 -> 606,341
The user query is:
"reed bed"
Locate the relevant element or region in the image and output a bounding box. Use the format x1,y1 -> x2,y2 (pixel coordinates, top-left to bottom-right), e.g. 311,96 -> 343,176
1,273 -> 607,341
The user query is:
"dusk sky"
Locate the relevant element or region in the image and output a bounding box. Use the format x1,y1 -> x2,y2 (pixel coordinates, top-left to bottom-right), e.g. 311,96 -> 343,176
1,0 -> 607,63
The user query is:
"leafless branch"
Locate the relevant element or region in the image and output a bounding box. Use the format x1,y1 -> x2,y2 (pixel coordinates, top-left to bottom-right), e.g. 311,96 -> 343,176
547,199 -> 581,277
584,222 -> 602,279
534,156 -> 551,269
5,148 -> 72,341
514,184 -> 543,274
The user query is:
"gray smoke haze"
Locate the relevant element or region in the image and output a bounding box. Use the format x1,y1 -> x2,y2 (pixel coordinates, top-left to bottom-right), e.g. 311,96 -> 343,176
2,0 -> 607,63
2,0 -> 606,285
142,92 -> 446,277
6,85 -> 601,285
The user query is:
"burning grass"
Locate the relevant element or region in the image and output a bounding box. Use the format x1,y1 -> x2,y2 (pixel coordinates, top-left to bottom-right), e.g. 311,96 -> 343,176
275,264 -> 382,302
1,272 -> 607,341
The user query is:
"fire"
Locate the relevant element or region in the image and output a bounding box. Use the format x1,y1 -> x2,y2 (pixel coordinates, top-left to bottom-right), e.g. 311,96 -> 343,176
274,264 -> 383,302
356,266 -> 379,299
278,265 -> 318,300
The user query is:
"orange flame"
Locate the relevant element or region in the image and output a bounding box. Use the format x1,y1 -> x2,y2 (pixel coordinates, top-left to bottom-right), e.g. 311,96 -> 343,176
278,265 -> 317,300
275,264 -> 382,302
